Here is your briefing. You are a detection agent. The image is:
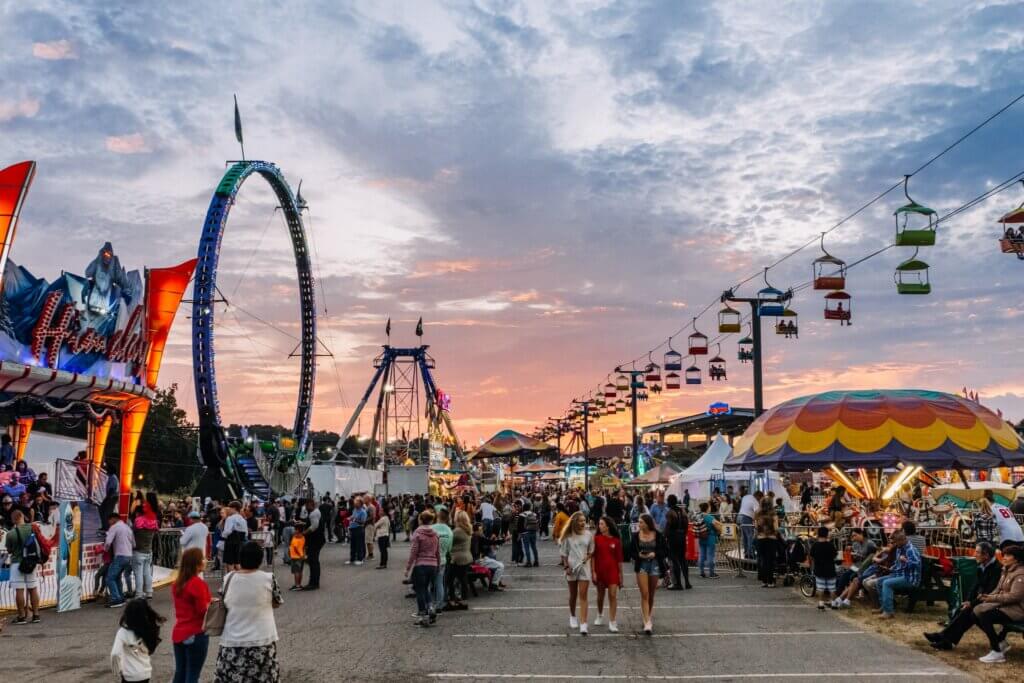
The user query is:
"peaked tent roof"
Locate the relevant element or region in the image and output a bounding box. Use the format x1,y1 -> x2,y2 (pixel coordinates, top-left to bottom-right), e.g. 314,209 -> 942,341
468,429 -> 555,460
675,433 -> 736,482
627,462 -> 684,486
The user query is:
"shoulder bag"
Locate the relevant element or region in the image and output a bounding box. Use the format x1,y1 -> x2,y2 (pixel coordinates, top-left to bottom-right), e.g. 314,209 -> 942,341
203,572 -> 235,636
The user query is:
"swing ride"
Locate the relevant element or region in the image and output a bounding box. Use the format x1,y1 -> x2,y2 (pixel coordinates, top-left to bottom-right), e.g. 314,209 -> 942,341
998,180 -> 1024,259
334,324 -> 462,472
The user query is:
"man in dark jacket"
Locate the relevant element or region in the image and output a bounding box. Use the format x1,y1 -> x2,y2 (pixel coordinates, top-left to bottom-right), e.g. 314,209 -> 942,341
924,541 -> 1002,649
664,495 -> 692,590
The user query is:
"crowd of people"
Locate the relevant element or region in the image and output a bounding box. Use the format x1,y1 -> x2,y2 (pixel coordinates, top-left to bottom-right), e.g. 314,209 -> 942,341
5,454 -> 1024,677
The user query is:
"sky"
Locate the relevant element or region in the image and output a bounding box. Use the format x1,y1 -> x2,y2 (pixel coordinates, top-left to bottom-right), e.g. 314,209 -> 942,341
2,0 -> 1024,449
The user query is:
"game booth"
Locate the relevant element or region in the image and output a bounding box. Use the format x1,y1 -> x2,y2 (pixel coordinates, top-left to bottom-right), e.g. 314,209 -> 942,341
0,161 -> 195,612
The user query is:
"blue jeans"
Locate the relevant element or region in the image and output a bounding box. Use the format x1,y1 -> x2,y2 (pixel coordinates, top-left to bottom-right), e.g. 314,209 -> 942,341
106,555 -> 132,604
520,531 -> 538,565
431,563 -> 447,607
879,574 -> 915,614
738,514 -> 755,559
482,519 -> 494,538
698,538 -> 717,576
411,565 -> 437,616
131,551 -> 153,598
172,633 -> 209,683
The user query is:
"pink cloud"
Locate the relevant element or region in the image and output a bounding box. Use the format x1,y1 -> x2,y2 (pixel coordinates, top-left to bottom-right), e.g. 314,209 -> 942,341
32,40 -> 76,60
105,133 -> 149,154
0,98 -> 40,122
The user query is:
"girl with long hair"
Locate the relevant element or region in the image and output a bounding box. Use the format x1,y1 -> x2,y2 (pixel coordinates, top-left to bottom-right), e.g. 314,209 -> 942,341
111,598 -> 165,682
172,547 -> 212,683
631,513 -> 668,635
447,509 -> 474,608
559,511 -> 594,635
591,515 -> 624,632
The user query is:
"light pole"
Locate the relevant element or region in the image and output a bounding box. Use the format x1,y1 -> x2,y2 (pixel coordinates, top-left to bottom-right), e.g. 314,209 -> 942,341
721,283 -> 789,417
614,363 -> 654,474
547,417 -> 565,457
599,428 -> 607,446
572,398 -> 593,491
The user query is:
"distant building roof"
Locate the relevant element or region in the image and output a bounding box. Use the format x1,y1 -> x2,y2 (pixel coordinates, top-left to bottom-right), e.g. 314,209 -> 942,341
641,408 -> 756,438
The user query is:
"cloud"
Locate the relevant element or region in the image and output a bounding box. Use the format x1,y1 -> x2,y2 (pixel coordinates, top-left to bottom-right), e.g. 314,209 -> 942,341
2,2 -> 1024,446
0,99 -> 40,122
32,40 -> 76,60
105,133 -> 148,154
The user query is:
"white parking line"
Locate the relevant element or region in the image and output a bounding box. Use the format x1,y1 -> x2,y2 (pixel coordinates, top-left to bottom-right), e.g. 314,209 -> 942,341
453,630 -> 864,639
429,672 -> 961,680
468,604 -> 813,611
502,586 -> 754,592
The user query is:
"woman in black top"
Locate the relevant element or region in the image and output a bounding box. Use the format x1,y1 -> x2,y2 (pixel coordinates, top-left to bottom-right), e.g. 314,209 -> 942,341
630,514 -> 669,635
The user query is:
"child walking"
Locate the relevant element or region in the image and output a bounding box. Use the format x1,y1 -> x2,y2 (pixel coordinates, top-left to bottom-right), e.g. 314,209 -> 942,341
110,598 -> 165,683
810,526 -> 838,610
289,524 -> 306,591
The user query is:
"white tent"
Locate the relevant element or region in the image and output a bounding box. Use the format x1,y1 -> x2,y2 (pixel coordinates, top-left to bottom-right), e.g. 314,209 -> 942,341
666,434 -> 795,510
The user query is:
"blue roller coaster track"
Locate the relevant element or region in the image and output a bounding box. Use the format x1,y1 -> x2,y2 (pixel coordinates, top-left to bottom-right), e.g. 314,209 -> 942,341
191,160 -> 316,500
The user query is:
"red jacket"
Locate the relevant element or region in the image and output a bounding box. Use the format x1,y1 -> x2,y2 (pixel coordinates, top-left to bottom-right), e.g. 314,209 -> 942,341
406,525 -> 440,573
172,575 -> 212,643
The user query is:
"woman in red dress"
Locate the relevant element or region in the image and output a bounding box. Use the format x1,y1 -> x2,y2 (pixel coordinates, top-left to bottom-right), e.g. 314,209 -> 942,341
591,516 -> 624,632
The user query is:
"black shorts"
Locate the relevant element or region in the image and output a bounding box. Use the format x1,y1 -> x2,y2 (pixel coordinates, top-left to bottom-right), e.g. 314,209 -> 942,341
223,541 -> 242,565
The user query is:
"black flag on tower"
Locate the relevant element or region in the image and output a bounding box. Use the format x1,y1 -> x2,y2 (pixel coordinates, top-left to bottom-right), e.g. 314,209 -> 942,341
385,317 -> 391,339
233,94 -> 245,160
415,317 -> 423,338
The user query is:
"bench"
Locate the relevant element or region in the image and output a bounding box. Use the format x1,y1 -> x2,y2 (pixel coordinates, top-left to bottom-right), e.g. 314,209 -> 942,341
897,557 -> 952,613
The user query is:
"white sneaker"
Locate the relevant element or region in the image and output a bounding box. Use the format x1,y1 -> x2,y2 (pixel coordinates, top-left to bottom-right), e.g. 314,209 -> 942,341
608,621 -> 619,633
594,614 -> 604,626
569,615 -> 579,629
345,561 -> 352,565
841,598 -> 851,608
998,640 -> 1011,654
979,650 -> 1006,664
579,623 -> 588,635
355,561 -> 363,566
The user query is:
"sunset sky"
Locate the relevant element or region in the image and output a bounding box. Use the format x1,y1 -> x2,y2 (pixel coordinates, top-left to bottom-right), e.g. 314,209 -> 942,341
2,1 -> 1024,448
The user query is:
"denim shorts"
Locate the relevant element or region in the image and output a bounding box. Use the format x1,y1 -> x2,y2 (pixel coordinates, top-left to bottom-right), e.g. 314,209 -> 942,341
637,559 -> 661,577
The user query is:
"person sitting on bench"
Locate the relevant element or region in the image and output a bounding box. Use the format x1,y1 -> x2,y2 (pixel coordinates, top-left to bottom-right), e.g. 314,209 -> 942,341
924,541 -> 1002,650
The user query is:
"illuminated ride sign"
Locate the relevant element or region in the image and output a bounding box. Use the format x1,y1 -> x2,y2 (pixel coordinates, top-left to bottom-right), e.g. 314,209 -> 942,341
707,402 -> 732,417
1,242 -> 147,383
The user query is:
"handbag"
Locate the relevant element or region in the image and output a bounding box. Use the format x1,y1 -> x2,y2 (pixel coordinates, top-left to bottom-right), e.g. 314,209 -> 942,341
203,572 -> 235,636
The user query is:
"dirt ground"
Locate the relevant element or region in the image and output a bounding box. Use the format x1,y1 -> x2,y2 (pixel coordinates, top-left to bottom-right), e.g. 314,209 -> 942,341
828,598 -> 1018,683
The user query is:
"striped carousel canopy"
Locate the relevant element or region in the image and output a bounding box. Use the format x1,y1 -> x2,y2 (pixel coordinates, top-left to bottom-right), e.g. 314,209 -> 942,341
724,389 -> 1024,472
467,429 -> 556,460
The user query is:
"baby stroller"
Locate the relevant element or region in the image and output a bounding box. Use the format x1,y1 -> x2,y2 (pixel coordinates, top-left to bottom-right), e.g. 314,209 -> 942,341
781,536 -> 816,597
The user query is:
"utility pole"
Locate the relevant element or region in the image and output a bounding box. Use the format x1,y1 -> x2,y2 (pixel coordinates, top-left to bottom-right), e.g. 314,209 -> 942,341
721,281 -> 789,416
571,399 -> 593,491
547,417 -> 565,458
614,363 -> 654,474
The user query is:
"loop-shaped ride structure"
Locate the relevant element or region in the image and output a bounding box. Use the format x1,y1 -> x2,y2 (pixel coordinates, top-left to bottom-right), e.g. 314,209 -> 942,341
192,160 -> 316,499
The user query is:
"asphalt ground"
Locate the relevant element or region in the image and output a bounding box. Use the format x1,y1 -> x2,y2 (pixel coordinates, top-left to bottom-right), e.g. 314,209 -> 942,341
1,534 -> 973,682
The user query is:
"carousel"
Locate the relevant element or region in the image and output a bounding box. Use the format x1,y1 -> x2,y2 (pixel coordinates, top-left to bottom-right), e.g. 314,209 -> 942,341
725,389 -> 1024,546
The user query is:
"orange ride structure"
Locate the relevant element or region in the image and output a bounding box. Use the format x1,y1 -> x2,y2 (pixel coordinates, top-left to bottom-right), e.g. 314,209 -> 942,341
0,161 -> 195,513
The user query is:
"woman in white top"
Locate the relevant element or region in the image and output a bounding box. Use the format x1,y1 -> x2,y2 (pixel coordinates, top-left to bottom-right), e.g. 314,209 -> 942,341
221,501 -> 249,572
559,511 -> 595,635
214,541 -> 282,683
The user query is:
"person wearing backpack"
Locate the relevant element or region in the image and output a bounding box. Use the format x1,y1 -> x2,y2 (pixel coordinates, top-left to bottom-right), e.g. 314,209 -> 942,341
4,508 -> 44,623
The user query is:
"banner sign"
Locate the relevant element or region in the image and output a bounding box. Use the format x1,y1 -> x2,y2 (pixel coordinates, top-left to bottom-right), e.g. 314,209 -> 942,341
707,402 -> 732,416
0,242 -> 146,382
56,500 -> 83,612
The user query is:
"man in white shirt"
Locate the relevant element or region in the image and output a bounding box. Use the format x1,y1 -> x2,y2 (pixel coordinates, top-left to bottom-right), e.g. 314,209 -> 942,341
222,502 -> 249,572
180,511 -> 209,558
988,491 -> 1024,549
480,498 -> 497,537
737,488 -> 761,560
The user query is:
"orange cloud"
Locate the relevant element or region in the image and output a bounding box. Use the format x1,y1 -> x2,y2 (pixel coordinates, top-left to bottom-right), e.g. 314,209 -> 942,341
409,259 -> 482,278
32,40 -> 76,60
106,133 -> 149,154
0,98 -> 40,122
